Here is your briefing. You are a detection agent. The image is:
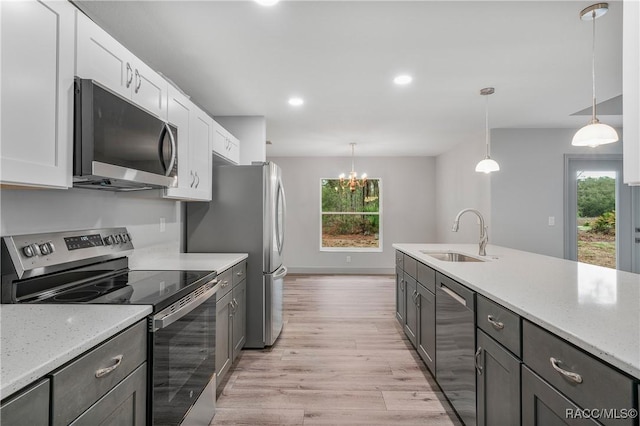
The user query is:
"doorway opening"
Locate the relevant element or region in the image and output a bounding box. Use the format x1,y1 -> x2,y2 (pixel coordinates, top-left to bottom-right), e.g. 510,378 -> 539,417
565,155 -> 635,272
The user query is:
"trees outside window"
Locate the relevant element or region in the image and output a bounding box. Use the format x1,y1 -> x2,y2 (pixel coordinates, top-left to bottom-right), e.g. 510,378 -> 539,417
320,179 -> 381,251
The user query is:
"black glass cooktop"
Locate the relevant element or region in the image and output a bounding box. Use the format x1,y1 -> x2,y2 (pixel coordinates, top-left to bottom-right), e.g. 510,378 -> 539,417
32,270 -> 216,312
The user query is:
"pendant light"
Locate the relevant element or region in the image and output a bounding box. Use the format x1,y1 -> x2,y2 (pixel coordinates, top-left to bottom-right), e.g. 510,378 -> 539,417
475,87 -> 500,174
339,143 -> 367,192
572,3 -> 619,147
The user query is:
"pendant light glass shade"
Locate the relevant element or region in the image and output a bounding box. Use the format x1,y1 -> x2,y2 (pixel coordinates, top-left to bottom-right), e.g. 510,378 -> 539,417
475,87 -> 499,174
475,158 -> 500,173
572,3 -> 619,147
571,120 -> 619,147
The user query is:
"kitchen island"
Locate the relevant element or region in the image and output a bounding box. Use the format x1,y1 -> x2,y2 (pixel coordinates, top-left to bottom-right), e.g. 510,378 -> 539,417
394,243 -> 639,426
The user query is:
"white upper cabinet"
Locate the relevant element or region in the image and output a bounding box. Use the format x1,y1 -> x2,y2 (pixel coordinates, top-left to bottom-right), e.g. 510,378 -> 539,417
1,0 -> 75,188
163,87 -> 211,201
212,120 -> 240,165
623,0 -> 640,185
75,12 -> 168,120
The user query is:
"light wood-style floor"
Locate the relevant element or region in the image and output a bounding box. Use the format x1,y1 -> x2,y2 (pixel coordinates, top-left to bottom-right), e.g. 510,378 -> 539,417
212,274 -> 462,425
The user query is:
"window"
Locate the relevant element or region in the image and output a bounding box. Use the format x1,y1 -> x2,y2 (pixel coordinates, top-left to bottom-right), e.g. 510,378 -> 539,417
320,178 -> 381,251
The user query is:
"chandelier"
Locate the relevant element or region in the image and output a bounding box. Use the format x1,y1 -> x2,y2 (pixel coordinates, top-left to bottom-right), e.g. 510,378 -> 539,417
339,143 -> 367,192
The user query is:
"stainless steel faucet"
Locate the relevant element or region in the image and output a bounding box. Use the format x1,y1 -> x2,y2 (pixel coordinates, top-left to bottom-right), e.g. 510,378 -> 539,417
452,208 -> 488,256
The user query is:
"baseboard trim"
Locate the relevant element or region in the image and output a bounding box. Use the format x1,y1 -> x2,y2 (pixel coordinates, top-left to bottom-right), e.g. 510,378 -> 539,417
287,267 -> 395,275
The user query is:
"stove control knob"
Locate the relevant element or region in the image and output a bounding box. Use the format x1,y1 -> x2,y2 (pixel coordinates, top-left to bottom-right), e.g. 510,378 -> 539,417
104,235 -> 114,245
114,234 -> 122,244
126,233 -> 132,242
39,242 -> 52,255
22,245 -> 35,257
47,242 -> 56,254
120,233 -> 128,243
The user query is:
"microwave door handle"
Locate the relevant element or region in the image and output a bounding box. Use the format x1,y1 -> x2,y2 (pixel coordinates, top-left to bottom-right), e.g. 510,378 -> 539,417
164,123 -> 177,177
158,124 -> 168,173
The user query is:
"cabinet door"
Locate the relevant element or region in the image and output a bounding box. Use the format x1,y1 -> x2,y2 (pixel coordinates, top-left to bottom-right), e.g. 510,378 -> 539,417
227,137 -> 240,164
416,283 -> 435,375
522,365 -> 600,426
395,267 -> 405,325
403,274 -> 418,347
212,120 -> 239,164
189,106 -> 212,201
0,379 -> 50,426
76,12 -> 132,100
130,59 -> 168,120
232,279 -> 247,361
476,330 -> 520,426
69,364 -> 146,426
623,0 -> 640,185
1,0 -> 74,188
216,290 -> 233,384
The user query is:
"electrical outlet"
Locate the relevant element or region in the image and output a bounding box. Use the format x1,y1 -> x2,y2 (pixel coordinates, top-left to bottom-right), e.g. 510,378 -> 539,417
346,255 -> 351,263
548,216 -> 555,226
160,217 -> 166,232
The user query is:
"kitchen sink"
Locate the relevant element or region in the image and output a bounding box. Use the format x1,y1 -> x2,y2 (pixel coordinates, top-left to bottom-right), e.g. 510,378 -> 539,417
419,251 -> 486,262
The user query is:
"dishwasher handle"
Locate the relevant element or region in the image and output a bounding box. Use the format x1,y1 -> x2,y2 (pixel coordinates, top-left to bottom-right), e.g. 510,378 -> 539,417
440,284 -> 467,307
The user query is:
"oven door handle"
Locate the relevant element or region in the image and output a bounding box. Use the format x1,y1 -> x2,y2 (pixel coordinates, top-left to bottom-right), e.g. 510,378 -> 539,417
151,280 -> 218,332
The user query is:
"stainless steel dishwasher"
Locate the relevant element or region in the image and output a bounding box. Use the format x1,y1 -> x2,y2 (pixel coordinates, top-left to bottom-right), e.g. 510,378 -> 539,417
436,272 -> 476,426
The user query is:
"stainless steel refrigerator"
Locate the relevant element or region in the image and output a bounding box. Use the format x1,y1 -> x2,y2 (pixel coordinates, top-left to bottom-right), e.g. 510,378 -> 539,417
186,162 -> 286,348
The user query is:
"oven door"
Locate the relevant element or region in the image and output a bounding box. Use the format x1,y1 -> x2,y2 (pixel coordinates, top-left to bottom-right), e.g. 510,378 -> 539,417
150,285 -> 217,426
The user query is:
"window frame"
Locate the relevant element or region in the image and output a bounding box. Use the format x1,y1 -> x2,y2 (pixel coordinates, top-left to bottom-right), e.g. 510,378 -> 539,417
319,177 -> 383,253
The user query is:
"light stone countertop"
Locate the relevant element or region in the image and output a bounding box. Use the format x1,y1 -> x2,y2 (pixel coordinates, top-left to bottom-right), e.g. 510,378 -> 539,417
0,304 -> 151,399
393,243 -> 640,380
129,252 -> 248,273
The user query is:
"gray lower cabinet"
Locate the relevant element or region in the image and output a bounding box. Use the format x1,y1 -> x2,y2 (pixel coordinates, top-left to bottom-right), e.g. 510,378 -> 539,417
395,266 -> 405,325
476,329 -> 521,426
522,365 -> 600,426
216,261 -> 247,387
232,278 -> 247,361
216,289 -> 233,383
403,274 -> 418,347
69,363 -> 146,426
416,283 -> 435,374
0,378 -> 50,426
51,320 -> 147,426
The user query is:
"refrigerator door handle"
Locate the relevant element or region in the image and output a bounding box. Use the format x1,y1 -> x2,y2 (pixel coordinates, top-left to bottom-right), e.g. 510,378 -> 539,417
275,181 -> 286,255
273,265 -> 288,280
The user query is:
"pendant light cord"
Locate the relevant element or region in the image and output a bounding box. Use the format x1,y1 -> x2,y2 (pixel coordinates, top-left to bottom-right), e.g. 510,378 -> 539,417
591,9 -> 597,122
485,94 -> 490,157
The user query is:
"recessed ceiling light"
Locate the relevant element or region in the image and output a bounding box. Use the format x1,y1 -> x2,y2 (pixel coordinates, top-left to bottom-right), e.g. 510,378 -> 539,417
255,0 -> 280,6
393,75 -> 413,85
288,97 -> 304,106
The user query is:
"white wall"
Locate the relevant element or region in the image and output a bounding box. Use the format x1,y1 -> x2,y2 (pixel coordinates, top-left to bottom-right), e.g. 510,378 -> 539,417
490,128 -> 622,258
214,116 -> 266,165
1,188 -> 182,251
268,156 -> 436,274
434,138 -> 492,244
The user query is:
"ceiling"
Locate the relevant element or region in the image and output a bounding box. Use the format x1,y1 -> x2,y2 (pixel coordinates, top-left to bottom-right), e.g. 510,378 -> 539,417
74,0 -> 623,157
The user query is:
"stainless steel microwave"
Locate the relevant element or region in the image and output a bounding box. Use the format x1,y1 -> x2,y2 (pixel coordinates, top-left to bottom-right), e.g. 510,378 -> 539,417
73,78 -> 178,191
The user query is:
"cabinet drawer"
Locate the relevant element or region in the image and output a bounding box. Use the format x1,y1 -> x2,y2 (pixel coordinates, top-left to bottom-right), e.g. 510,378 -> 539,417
395,250 -> 404,269
477,295 -> 521,357
403,255 -> 417,279
233,261 -> 246,286
523,320 -> 635,425
216,268 -> 233,300
0,378 -> 50,426
417,262 -> 436,294
51,321 -> 147,426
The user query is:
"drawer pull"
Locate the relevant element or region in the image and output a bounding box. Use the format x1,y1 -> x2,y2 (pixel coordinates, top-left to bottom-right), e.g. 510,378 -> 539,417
221,280 -> 229,288
95,355 -> 123,378
487,315 -> 505,330
475,347 -> 483,375
550,357 -> 583,384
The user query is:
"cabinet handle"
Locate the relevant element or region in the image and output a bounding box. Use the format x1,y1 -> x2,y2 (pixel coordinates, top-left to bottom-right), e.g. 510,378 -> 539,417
236,271 -> 244,277
195,172 -> 200,188
412,290 -> 418,304
134,69 -> 141,93
487,315 -> 504,330
221,280 -> 229,288
550,357 -> 583,384
126,63 -> 133,88
400,280 -> 404,292
95,355 -> 124,378
415,293 -> 421,308
475,347 -> 483,375
190,170 -> 195,188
